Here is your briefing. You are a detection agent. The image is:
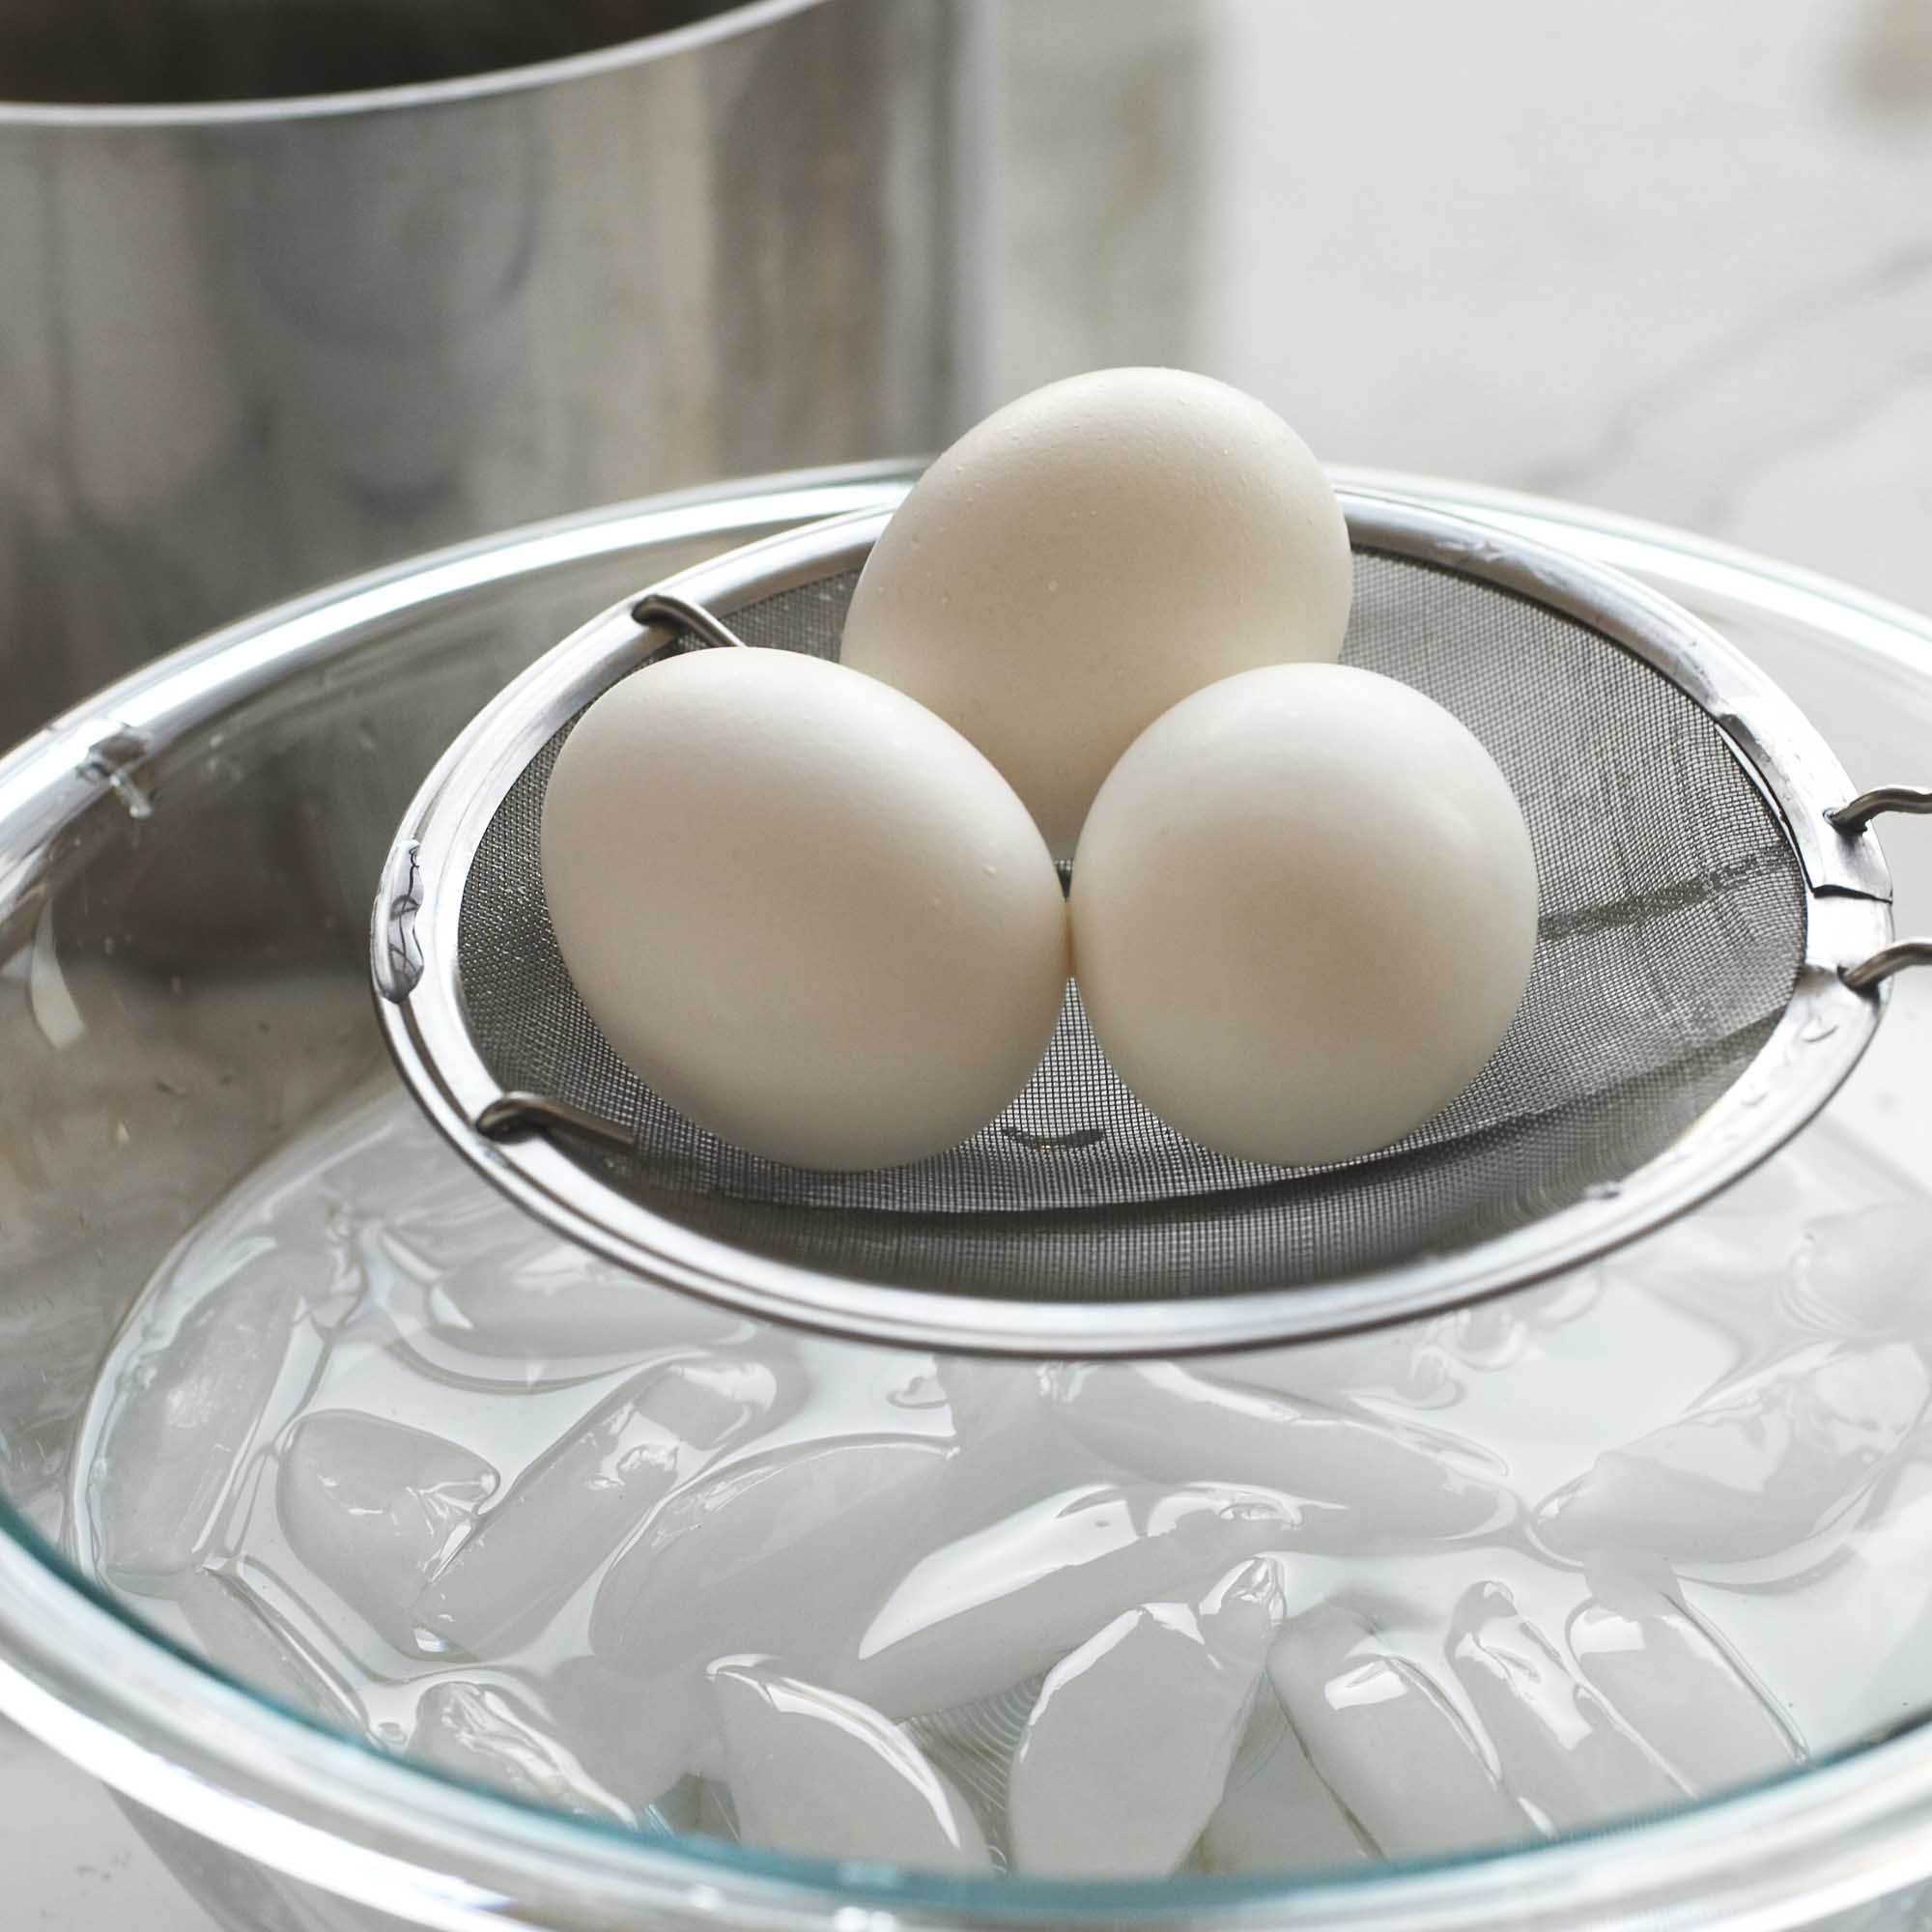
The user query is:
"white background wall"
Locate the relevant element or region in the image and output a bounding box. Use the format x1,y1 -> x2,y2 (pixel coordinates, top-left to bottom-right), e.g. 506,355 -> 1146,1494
996,0 -> 1932,612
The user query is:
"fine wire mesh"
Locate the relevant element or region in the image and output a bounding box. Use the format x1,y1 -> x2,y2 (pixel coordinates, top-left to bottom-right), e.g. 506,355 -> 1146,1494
454,552 -> 1806,1304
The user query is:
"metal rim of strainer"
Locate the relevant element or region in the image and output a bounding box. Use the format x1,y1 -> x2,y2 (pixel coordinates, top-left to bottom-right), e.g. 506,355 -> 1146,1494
371,488 -> 1932,1358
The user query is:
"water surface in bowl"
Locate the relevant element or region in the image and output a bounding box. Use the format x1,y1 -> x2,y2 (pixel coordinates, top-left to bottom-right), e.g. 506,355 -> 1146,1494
67,1080 -> 1932,1876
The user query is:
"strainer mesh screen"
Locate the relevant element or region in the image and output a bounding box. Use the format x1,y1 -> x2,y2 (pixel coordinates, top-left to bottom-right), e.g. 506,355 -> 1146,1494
455,552 -> 1804,1302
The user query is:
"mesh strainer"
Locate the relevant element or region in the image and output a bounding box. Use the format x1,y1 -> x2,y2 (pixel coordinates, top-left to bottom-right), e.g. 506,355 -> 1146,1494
371,490 -> 1932,1357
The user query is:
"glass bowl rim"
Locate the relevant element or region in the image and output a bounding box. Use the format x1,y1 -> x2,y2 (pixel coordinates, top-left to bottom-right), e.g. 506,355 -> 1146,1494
8,459 -> 1932,1930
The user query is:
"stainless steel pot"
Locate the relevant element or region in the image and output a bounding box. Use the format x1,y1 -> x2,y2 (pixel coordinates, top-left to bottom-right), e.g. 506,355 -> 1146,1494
0,0 -> 983,744
8,468 -> 1932,1932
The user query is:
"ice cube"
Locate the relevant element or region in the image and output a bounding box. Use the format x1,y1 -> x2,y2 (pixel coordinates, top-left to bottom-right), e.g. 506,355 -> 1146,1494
930,1356 -> 1097,1495
1567,1588 -> 1799,1791
1006,1557 -> 1284,1878
650,1773 -> 741,1840
89,1238 -> 335,1590
902,1675 -> 1042,1865
410,1678 -> 636,1824
421,1219 -> 753,1363
845,1482 -> 1300,1719
1788,1205 -> 1932,1341
1225,1329 -> 1456,1410
277,1411 -> 496,1654
176,1568 -> 365,1731
1198,1691 -> 1370,1873
709,1659 -> 991,1872
545,1656 -> 711,1815
1048,1362 -> 1507,1538
1540,1341 -> 1931,1563
592,1436 -> 955,1686
421,1353 -> 781,1657
933,1357 -> 1052,1442
1614,1160 -> 1814,1342
1267,1603 -> 1527,1857
1448,1582 -> 1683,1830
344,1102 -> 751,1367
1440,1267 -> 1605,1371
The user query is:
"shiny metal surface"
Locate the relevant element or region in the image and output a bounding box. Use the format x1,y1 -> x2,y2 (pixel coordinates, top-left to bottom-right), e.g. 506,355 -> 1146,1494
9,471 -> 1932,1932
0,0 -> 982,745
373,490 -> 1894,1359
475,1088 -> 639,1148
630,588 -> 753,654
1831,787 -> 1932,837
1844,940 -> 1932,993
1829,794 -> 1932,989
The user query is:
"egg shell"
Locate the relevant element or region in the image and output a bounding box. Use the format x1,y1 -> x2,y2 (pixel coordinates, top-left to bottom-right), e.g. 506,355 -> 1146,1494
540,647 -> 1069,1171
840,367 -> 1352,857
1069,663 -> 1538,1168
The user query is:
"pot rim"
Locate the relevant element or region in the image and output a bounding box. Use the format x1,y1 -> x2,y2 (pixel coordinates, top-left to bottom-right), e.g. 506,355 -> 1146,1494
0,0 -> 829,130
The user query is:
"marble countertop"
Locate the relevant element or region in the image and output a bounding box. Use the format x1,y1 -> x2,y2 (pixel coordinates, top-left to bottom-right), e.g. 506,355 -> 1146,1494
1,1721 -> 219,1929
14,1 -> 1932,1924
995,0 -> 1932,619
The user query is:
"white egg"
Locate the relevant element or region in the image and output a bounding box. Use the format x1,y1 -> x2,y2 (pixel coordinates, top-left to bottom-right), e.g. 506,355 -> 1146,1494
540,648 -> 1068,1171
1070,664 -> 1537,1167
840,367 -> 1351,858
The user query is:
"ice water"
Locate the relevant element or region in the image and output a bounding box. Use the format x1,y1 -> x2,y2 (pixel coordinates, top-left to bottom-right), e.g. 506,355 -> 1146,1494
69,1082 -> 1932,1876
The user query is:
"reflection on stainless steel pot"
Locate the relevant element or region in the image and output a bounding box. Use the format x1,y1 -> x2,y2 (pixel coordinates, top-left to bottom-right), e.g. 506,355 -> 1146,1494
0,0 -> 984,742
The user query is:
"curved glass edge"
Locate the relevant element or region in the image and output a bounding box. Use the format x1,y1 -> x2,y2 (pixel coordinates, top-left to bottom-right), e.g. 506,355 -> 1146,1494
6,468 -> 1932,1928
1,461 -> 920,781
14,1486 -> 1932,1932
1334,468 -> 1932,668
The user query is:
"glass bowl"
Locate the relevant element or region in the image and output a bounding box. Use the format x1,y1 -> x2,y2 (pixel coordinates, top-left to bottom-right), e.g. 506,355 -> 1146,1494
5,463 -> 1932,1932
